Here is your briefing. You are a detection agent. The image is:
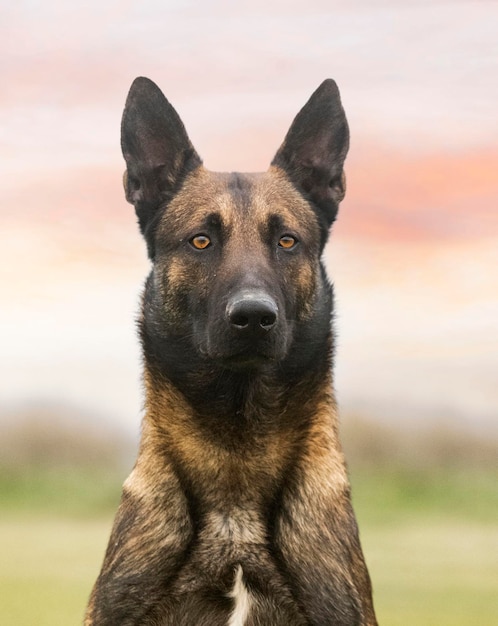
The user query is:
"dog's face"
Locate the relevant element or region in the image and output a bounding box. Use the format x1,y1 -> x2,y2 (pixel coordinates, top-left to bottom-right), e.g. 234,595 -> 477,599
151,167 -> 321,368
121,78 -> 348,371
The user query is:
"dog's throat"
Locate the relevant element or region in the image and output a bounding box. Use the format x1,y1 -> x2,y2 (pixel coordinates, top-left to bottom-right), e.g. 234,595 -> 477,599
143,327 -> 331,422
148,365 -> 285,424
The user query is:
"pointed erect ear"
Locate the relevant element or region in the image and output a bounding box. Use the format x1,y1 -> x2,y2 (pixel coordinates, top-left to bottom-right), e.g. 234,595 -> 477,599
271,79 -> 349,233
121,77 -> 202,257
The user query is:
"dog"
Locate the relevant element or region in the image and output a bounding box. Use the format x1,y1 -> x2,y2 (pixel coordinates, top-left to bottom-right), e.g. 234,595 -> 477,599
85,77 -> 377,625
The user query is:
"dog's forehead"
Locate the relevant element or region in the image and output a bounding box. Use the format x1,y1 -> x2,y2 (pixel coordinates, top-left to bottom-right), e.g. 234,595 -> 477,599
164,166 -> 318,234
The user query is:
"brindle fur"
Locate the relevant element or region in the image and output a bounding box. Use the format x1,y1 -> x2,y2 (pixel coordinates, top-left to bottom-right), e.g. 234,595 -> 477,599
85,77 -> 377,625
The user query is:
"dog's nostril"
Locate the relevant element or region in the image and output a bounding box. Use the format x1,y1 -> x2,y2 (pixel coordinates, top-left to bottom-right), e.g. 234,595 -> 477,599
231,313 -> 249,328
260,313 -> 276,330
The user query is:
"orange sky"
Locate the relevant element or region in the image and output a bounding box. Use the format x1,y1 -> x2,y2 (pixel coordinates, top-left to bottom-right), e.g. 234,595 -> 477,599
2,1 -> 497,434
343,147 -> 498,243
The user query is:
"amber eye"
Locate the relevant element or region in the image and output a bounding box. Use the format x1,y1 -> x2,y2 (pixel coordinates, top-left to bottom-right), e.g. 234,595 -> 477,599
278,235 -> 297,249
190,235 -> 211,250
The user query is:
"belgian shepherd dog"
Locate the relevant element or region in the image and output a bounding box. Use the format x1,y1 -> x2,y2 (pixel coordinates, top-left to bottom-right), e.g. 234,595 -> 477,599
85,77 -> 377,625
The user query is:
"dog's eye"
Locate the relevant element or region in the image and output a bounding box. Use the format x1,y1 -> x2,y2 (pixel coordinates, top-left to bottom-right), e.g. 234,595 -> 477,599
278,235 -> 298,249
190,234 -> 211,250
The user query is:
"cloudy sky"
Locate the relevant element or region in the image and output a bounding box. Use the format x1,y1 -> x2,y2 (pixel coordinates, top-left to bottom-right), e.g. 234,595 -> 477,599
2,1 -> 497,435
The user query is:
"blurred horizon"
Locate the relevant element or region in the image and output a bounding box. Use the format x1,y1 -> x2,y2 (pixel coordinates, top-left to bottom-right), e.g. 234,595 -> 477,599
2,0 -> 497,444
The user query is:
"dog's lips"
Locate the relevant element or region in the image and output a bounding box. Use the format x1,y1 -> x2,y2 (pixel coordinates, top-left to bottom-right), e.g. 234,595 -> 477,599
223,351 -> 277,367
200,327 -> 290,367
204,344 -> 281,368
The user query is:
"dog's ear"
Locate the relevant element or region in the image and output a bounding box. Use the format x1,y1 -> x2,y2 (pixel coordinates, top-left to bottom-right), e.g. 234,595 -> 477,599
272,79 -> 349,237
121,77 -> 202,258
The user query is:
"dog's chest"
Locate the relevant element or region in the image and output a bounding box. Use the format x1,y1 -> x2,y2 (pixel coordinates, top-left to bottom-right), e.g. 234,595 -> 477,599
227,565 -> 252,626
173,507 -> 272,588
168,508 -> 304,625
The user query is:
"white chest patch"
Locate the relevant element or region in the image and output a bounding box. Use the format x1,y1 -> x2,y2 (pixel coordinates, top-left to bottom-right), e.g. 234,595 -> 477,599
227,565 -> 252,626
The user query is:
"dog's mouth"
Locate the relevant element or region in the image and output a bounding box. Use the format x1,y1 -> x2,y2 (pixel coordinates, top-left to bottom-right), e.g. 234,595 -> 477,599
200,341 -> 285,369
218,349 -> 278,369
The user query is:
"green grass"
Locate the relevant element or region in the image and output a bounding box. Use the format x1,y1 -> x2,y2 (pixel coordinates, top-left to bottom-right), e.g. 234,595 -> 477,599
0,466 -> 123,517
0,517 -> 112,626
351,468 -> 498,625
1,466 -> 497,625
362,520 -> 498,625
0,467 -> 121,625
350,466 -> 498,524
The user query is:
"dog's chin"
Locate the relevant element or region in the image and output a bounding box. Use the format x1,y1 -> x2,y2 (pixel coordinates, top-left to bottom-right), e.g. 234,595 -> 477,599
219,352 -> 277,371
201,345 -> 285,370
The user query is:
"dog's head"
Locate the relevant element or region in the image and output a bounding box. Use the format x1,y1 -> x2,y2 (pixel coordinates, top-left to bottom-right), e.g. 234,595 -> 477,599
121,78 -> 348,371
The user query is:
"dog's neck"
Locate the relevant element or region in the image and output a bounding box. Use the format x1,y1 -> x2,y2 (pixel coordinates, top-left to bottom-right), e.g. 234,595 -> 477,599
145,352 -> 333,436
140,321 -> 335,437
139,345 -> 341,515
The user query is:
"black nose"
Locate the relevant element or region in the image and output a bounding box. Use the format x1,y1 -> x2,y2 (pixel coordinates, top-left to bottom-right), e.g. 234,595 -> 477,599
227,292 -> 278,333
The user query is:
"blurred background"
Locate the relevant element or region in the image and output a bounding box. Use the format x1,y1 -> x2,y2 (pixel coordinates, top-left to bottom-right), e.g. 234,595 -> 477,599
1,1 -> 497,624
